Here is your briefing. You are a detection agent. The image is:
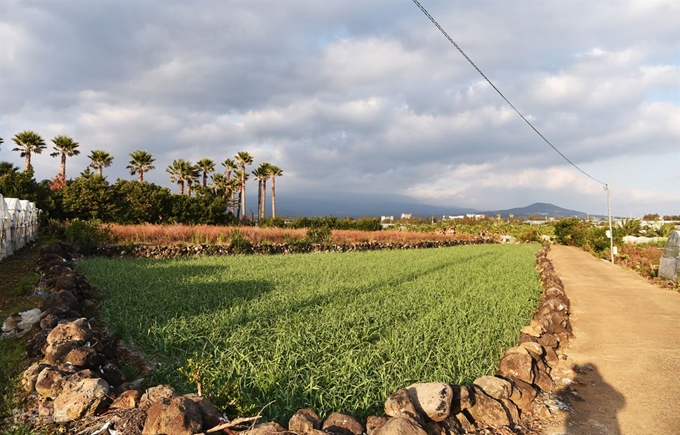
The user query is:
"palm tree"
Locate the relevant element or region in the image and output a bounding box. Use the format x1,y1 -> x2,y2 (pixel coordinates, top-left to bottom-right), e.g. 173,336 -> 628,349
227,177 -> 241,214
254,162 -> 273,220
167,159 -> 189,195
196,157 -> 216,187
222,158 -> 236,180
210,173 -> 228,197
88,150 -> 114,176
11,131 -> 46,171
269,165 -> 283,218
0,137 -> 3,150
234,151 -> 254,221
49,135 -> 80,178
126,150 -> 155,182
184,162 -> 200,197
232,169 -> 249,219
251,164 -> 267,220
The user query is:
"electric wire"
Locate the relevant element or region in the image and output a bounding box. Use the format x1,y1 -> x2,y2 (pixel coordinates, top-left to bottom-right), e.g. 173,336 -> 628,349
411,0 -> 606,185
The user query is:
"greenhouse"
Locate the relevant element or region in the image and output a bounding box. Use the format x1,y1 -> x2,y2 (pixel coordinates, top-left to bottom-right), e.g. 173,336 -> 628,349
0,196 -> 39,261
660,230 -> 680,282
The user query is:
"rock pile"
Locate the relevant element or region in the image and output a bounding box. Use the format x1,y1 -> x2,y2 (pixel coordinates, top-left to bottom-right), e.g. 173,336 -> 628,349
9,241 -> 569,434
93,238 -> 493,259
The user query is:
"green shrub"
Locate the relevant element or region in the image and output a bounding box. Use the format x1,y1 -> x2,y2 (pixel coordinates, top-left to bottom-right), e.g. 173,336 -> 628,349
229,229 -> 252,254
306,226 -> 332,244
64,219 -> 111,255
258,217 -> 286,228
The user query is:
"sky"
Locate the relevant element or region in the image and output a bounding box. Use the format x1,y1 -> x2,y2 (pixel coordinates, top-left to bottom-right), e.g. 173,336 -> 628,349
1,0 -> 678,217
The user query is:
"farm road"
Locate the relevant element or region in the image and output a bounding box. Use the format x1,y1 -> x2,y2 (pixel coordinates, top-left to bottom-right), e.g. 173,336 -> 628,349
548,245 -> 680,434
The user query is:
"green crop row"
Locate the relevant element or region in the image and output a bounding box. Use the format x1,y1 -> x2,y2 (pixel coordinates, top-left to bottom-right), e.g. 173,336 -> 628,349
76,244 -> 542,422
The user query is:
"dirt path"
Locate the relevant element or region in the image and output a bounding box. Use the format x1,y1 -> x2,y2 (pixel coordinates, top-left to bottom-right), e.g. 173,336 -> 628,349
547,245 -> 680,434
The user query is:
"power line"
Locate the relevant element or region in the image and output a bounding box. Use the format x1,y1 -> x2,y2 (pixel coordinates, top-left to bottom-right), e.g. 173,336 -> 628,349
411,0 -> 606,186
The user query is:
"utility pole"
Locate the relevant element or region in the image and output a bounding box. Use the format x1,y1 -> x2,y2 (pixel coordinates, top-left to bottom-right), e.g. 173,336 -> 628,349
605,184 -> 614,264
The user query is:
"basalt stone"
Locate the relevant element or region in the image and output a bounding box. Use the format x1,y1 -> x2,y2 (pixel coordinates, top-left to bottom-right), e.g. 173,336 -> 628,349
23,362 -> 50,392
366,416 -> 388,435
406,383 -> 453,422
542,345 -> 559,368
41,290 -> 80,313
240,421 -> 288,435
500,399 -> 520,425
450,385 -> 474,415
142,395 -> 203,435
54,274 -> 77,292
40,314 -> 60,331
322,412 -> 364,435
139,384 -> 175,411
508,378 -> 538,409
440,415 -> 465,435
35,366 -> 67,399
26,328 -> 51,358
373,417 -> 428,435
60,370 -> 99,396
473,376 -> 513,401
101,335 -> 118,359
497,352 -> 536,384
44,340 -> 81,365
46,319 -> 92,345
465,386 -> 512,427
53,378 -> 110,423
537,333 -> 559,349
535,370 -> 554,393
423,415 -> 465,435
385,388 -> 423,424
65,346 -> 105,369
289,408 -> 322,433
99,362 -> 126,388
454,413 -> 476,433
519,342 -> 544,356
110,389 -> 141,409
184,393 -> 224,430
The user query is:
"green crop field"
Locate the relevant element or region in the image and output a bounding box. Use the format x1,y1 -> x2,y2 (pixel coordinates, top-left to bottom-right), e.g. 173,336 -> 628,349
76,244 -> 542,421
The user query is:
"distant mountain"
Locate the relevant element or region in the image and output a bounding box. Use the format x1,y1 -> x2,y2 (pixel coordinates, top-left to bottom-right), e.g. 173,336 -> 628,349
482,202 -> 590,218
273,193 -> 478,218
262,192 -> 590,219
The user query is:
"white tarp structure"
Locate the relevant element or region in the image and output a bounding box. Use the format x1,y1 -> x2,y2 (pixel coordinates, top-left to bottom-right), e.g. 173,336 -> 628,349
0,194 -> 10,260
659,231 -> 680,283
0,196 -> 39,261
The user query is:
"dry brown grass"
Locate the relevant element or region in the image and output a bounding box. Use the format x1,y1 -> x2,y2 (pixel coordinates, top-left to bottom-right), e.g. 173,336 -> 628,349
108,224 -> 473,245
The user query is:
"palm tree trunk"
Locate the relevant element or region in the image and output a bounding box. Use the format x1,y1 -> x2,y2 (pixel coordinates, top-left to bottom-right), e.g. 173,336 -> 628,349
24,154 -> 31,171
187,180 -> 193,197
262,179 -> 267,219
61,153 -> 67,178
97,166 -> 103,177
178,181 -> 184,195
272,177 -> 276,219
240,169 -> 246,222
203,172 -> 208,187
138,170 -> 144,183
257,179 -> 262,220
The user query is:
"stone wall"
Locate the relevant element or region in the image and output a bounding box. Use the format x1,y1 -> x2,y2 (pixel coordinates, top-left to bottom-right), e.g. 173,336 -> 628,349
6,241 -> 570,434
93,237 -> 494,259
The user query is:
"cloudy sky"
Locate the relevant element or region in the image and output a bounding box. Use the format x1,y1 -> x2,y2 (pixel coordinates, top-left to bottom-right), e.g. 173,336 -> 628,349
1,0 -> 678,217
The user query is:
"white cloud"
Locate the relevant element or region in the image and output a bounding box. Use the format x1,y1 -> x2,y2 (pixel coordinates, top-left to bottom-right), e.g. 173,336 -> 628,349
0,0 -> 678,216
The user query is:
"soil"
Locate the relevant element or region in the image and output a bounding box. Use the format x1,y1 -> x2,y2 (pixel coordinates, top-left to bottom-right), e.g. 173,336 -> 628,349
546,245 -> 680,434
0,240 -> 45,316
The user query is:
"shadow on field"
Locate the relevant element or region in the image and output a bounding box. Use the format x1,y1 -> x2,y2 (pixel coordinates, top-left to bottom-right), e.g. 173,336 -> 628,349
556,363 -> 624,434
113,261 -> 276,324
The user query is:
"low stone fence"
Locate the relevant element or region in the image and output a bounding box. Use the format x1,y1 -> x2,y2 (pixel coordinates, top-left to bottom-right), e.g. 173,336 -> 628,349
93,237 -> 494,258
4,241 -> 570,434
